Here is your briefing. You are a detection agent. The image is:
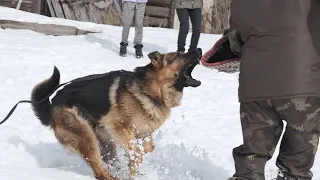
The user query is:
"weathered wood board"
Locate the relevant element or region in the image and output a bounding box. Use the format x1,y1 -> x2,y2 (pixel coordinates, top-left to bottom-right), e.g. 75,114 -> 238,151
0,20 -> 96,36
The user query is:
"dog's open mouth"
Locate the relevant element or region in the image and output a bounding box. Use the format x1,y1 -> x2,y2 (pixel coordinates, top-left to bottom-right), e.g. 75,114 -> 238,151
183,49 -> 202,87
184,58 -> 201,87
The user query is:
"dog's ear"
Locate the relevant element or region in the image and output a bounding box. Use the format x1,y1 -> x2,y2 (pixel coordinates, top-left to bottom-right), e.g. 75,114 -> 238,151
148,51 -> 163,67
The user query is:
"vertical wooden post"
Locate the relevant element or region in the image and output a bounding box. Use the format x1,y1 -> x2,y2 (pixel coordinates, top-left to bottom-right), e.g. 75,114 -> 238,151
33,0 -> 42,14
62,3 -> 76,20
51,0 -> 65,18
16,0 -> 23,10
168,0 -> 175,28
46,0 -> 57,17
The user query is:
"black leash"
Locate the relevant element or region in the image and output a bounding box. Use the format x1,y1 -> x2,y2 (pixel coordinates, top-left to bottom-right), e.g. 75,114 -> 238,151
0,82 -> 69,126
0,71 -> 113,126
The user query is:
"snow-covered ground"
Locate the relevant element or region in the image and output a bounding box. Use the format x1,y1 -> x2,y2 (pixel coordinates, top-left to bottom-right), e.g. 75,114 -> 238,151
1,7 -> 320,180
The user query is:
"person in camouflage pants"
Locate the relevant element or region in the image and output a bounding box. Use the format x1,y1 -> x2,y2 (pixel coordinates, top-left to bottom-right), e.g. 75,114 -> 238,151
231,97 -> 320,180
225,0 -> 320,179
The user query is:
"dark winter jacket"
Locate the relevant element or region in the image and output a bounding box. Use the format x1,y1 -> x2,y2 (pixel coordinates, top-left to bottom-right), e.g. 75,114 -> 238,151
174,0 -> 203,9
230,0 -> 320,102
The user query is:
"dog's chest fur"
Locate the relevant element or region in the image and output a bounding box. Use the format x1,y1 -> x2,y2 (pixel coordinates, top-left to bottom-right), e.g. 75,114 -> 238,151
107,77 -> 171,137
129,91 -> 171,137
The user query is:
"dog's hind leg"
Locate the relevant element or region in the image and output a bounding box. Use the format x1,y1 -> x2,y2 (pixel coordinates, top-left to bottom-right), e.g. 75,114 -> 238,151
95,126 -> 119,168
52,107 -> 118,180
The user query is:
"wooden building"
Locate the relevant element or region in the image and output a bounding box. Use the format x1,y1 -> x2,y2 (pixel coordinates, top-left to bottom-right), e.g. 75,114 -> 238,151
0,0 -> 41,13
0,0 -> 231,34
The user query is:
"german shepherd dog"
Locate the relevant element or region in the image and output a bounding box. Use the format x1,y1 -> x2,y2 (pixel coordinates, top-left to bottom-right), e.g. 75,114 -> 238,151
31,49 -> 202,180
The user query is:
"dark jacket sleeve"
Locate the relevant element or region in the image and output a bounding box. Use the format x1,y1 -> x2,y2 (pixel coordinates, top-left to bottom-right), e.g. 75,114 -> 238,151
228,15 -> 243,57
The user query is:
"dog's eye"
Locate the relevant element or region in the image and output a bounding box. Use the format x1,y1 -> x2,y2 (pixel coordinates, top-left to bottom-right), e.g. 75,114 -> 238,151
174,72 -> 178,77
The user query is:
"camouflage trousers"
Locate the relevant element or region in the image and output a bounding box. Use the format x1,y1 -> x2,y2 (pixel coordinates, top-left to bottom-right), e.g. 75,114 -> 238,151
232,97 -> 320,180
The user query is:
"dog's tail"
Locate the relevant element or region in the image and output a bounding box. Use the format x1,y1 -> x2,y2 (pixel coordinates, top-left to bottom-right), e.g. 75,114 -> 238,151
31,67 -> 60,126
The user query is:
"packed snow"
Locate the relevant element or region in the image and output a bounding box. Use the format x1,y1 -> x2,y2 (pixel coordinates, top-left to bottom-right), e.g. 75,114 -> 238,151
1,7 -> 320,180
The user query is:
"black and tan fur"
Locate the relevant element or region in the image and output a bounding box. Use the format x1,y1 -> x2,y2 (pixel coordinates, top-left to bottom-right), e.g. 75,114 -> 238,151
31,50 -> 201,180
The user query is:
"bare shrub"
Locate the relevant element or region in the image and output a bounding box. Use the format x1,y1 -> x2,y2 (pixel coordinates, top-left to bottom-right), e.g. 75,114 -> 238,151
102,5 -> 121,26
202,0 -> 231,34
211,0 -> 231,34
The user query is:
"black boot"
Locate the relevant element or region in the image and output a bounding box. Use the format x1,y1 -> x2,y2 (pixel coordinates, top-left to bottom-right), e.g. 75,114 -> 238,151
177,50 -> 185,54
177,47 -> 185,54
134,44 -> 143,59
119,42 -> 128,57
188,48 -> 196,52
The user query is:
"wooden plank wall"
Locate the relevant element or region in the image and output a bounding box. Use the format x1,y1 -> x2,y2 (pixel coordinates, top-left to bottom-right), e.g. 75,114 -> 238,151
0,0 -> 49,16
0,0 -> 35,12
45,0 -> 175,28
145,0 -> 174,28
0,0 -> 176,29
45,0 -> 122,25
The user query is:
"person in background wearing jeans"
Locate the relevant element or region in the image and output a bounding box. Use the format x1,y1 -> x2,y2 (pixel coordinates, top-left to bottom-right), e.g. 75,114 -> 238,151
120,0 -> 147,58
174,0 -> 203,53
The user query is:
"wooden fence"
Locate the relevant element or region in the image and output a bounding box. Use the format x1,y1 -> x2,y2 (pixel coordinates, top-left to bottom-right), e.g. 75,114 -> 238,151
0,0 -> 231,34
42,0 -> 174,28
0,0 -> 41,13
144,0 -> 174,28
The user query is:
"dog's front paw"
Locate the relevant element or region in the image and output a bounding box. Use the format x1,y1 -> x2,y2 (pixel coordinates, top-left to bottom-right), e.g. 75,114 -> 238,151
141,136 -> 155,154
143,142 -> 155,153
